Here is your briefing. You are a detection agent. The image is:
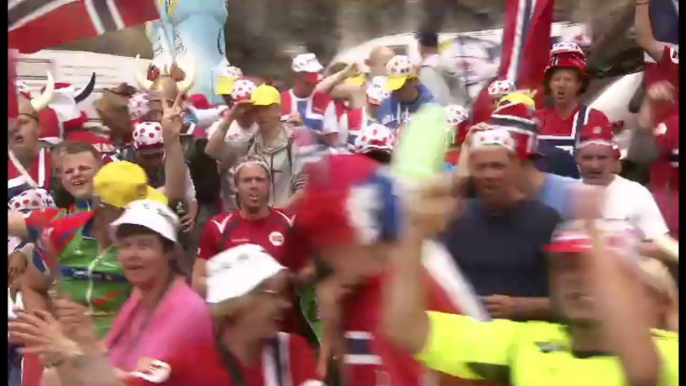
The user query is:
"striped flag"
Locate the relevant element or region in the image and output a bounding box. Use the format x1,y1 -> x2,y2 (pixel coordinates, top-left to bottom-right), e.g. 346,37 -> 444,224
471,0 -> 554,123
8,51 -> 18,124
8,0 -> 160,53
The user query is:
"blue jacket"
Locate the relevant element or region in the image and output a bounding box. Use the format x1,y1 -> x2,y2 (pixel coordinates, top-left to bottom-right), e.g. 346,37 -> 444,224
377,84 -> 435,131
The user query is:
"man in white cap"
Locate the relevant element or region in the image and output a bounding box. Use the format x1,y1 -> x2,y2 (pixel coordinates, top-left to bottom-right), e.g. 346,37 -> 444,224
281,53 -> 340,145
376,55 -> 436,131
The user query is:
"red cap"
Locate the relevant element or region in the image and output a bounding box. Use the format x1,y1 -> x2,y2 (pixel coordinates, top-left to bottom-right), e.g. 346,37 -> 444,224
544,52 -> 589,93
188,94 -> 211,110
489,102 -> 541,159
294,154 -> 383,247
576,122 -> 620,158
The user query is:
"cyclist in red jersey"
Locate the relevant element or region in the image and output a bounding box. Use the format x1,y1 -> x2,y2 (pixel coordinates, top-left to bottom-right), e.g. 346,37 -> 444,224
295,154 -> 491,386
535,42 -> 610,153
9,142 -> 102,242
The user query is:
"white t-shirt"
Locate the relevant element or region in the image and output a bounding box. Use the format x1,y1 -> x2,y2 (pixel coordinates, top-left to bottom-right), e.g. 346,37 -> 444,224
602,176 -> 669,240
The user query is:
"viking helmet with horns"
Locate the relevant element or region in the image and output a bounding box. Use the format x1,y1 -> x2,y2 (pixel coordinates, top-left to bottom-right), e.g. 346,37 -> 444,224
17,72 -> 55,120
132,54 -> 195,100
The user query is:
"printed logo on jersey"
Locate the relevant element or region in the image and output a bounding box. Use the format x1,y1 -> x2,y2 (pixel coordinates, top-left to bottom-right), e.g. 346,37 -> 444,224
132,357 -> 171,384
269,231 -> 285,246
670,47 -> 679,64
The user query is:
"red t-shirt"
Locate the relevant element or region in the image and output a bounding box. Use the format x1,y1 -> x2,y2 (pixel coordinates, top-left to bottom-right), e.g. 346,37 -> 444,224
535,105 -> 610,153
340,272 -> 489,386
123,329 -> 318,386
650,113 -> 679,239
644,45 -> 680,124
197,208 -> 306,270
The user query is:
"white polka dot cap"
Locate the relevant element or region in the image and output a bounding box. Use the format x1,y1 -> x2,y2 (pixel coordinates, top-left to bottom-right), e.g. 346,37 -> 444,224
469,128 -> 516,153
550,42 -> 585,58
231,78 -> 258,101
133,121 -> 164,150
487,80 -> 516,97
8,188 -> 56,212
292,53 -> 324,73
366,76 -> 390,105
128,92 -> 151,121
384,55 -> 416,91
353,123 -> 395,155
445,105 -> 469,126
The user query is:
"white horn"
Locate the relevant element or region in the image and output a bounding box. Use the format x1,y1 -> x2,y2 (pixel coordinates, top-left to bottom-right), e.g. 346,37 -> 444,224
30,72 -> 54,112
175,59 -> 196,95
132,55 -> 154,92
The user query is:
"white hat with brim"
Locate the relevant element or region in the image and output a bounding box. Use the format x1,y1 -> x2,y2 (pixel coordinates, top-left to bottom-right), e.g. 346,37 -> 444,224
110,199 -> 180,243
292,53 -> 324,73
206,244 -> 285,304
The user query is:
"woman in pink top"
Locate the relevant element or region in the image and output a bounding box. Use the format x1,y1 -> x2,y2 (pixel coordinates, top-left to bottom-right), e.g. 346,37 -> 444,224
10,203 -> 322,386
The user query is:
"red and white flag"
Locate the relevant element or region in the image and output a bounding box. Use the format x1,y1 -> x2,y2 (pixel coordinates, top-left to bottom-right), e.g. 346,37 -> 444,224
8,0 -> 160,53
471,0 -> 554,123
8,50 -> 18,124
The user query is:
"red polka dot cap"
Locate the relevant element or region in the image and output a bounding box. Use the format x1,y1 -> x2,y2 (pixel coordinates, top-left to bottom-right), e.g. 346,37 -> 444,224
445,105 -> 469,127
8,188 -> 56,212
469,128 -> 516,153
487,80 -> 516,97
353,123 -> 395,155
128,92 -> 151,121
133,121 -> 164,150
231,78 -> 258,102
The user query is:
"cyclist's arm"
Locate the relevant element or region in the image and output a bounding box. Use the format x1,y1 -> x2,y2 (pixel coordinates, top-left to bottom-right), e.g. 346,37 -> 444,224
584,219 -> 661,385
634,0 -> 665,62
416,312 -> 518,382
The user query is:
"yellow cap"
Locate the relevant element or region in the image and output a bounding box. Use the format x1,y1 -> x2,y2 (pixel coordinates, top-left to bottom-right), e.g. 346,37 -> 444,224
250,85 -> 281,106
215,76 -> 236,95
384,73 -> 418,92
499,92 -> 536,109
93,161 -> 168,208
344,73 -> 366,86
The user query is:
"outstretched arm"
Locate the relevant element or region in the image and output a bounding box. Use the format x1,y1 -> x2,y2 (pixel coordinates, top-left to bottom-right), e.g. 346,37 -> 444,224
634,0 -> 666,62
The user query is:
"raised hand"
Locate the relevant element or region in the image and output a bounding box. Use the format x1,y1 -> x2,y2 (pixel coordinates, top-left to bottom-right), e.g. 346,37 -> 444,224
9,309 -> 80,366
52,296 -> 98,345
161,92 -> 185,141
224,99 -> 254,123
646,81 -> 675,105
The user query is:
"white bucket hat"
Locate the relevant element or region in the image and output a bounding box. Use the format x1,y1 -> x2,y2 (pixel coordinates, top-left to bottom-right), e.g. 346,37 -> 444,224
206,244 -> 285,304
292,53 -> 324,73
110,199 -> 180,243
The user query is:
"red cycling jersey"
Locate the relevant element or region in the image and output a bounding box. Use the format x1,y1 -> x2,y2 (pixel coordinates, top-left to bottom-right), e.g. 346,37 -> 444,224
650,113 -> 679,239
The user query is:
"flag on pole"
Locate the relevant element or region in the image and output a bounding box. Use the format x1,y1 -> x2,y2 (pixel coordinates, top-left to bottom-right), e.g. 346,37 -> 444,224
8,50 -> 18,125
8,0 -> 161,53
471,0 -> 554,123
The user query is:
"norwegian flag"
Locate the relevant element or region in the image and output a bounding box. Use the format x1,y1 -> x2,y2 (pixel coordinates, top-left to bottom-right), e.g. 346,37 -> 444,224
8,51 -> 18,124
471,0 -> 554,123
8,0 -> 160,53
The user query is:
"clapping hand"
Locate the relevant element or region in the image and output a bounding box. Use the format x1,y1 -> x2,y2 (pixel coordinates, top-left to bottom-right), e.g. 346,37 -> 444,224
52,297 -> 98,346
9,309 -> 80,366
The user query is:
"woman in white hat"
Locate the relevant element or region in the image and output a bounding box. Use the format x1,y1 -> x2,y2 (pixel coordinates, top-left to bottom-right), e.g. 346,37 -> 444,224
10,233 -> 322,386
9,200 -> 225,386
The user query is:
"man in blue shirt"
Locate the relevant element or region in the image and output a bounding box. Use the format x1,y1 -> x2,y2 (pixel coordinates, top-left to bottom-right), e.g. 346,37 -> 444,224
377,55 -> 435,131
490,97 -> 579,219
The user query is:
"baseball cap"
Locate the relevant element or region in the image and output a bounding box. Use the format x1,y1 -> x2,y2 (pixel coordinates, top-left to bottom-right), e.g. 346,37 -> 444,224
93,161 -> 168,208
250,84 -> 281,107
110,199 -> 180,243
384,55 -> 417,91
206,244 -> 285,304
292,53 -> 324,84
